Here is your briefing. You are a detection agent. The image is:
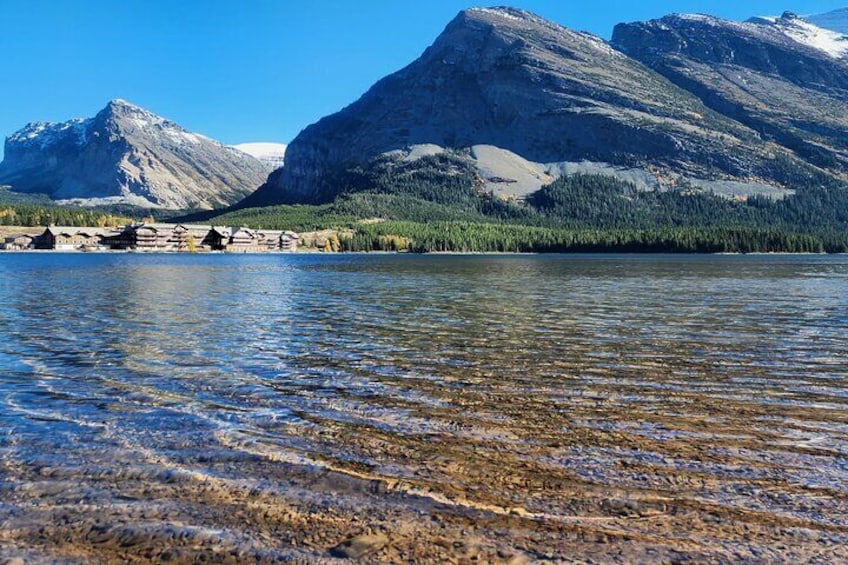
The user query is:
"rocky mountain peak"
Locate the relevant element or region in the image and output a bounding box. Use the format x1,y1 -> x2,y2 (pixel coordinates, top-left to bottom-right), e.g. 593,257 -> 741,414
444,5 -> 615,58
0,101 -> 270,209
454,6 -> 567,33
94,99 -> 198,140
98,99 -> 162,124
613,13 -> 848,80
245,7 -> 827,207
106,98 -> 139,110
464,7 -> 535,23
616,11 -> 848,68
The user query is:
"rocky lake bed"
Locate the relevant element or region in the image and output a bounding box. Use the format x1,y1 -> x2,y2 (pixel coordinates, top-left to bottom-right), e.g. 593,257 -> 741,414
0,254 -> 846,563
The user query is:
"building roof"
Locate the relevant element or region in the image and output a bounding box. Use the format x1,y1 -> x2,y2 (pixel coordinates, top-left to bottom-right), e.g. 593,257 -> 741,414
130,224 -> 173,233
176,224 -> 214,232
136,223 -> 178,230
44,226 -> 108,237
209,226 -> 232,237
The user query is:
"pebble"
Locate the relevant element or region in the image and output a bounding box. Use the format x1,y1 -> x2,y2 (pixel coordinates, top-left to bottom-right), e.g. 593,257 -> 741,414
330,533 -> 390,559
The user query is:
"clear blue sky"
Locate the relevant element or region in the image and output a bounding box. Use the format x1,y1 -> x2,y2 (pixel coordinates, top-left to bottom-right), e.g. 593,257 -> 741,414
1,0 -> 845,158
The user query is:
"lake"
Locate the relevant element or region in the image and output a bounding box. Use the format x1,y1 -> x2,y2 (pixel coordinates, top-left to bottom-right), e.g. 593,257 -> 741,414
0,253 -> 846,563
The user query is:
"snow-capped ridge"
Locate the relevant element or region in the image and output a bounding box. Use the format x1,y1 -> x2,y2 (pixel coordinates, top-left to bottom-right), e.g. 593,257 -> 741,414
467,7 -> 528,22
231,143 -> 287,171
748,11 -> 848,59
807,8 -> 848,35
109,98 -> 135,107
104,98 -> 158,118
674,13 -> 722,23
8,118 -> 91,149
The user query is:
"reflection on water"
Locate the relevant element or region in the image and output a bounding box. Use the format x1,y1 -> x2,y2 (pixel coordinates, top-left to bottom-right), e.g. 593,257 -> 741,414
1,254 -> 847,563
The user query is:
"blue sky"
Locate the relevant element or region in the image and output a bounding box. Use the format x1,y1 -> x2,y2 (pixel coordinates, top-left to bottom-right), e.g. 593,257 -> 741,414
0,0 -> 845,158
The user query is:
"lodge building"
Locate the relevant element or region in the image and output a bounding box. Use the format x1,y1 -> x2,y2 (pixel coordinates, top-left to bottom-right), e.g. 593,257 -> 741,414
0,233 -> 35,250
13,224 -> 299,252
32,227 -> 118,250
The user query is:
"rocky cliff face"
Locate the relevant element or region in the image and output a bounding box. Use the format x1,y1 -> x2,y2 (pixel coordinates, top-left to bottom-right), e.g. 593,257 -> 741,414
248,7 -> 837,207
0,100 -> 270,209
613,13 -> 848,177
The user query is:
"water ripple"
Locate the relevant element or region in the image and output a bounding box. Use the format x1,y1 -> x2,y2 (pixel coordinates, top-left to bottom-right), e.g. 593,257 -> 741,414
1,253 -> 847,563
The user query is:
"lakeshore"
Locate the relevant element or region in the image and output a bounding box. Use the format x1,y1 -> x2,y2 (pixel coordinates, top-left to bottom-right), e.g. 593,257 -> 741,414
0,224 -> 300,253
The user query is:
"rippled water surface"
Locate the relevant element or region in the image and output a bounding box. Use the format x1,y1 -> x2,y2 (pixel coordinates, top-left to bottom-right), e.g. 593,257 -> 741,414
1,253 -> 847,563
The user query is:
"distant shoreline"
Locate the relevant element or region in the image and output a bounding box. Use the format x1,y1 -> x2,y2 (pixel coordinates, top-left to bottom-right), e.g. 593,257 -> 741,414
0,249 -> 840,256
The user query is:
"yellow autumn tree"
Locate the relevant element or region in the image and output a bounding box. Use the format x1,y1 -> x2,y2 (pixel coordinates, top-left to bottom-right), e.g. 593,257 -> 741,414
329,233 -> 341,252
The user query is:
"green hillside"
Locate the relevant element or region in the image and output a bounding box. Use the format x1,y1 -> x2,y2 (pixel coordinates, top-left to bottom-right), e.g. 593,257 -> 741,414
186,155 -> 848,253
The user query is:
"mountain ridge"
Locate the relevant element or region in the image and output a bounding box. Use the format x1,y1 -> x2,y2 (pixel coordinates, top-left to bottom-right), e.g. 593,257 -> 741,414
613,11 -> 848,181
0,100 -> 270,210
244,6 -> 844,209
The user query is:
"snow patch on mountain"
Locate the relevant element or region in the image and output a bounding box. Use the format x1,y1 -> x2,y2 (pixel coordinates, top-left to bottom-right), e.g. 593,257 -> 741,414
231,143 -> 287,170
468,7 -> 526,23
8,118 -> 91,149
807,8 -> 848,35
773,14 -> 848,58
749,12 -> 848,58
675,13 -> 722,24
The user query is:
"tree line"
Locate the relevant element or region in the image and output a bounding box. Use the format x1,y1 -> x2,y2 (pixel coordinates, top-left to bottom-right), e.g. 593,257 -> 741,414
340,221 -> 832,254
0,204 -> 135,228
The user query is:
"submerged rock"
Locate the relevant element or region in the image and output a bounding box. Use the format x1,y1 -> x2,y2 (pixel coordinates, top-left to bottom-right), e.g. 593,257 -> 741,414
330,532 -> 390,559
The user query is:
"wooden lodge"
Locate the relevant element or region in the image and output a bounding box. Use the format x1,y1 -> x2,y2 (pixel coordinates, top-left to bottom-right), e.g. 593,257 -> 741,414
19,223 -> 300,252
0,233 -> 35,250
32,226 -> 113,250
228,227 -> 260,252
205,226 -> 233,250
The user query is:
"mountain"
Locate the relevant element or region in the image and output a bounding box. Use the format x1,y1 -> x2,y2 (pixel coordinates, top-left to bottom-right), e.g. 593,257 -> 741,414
612,13 -> 848,182
807,8 -> 848,34
0,100 -> 269,209
244,7 -> 840,208
230,142 -> 287,170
